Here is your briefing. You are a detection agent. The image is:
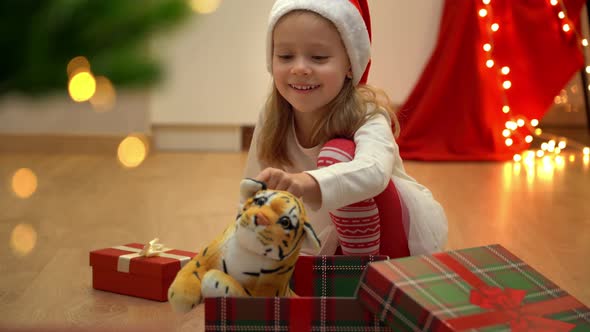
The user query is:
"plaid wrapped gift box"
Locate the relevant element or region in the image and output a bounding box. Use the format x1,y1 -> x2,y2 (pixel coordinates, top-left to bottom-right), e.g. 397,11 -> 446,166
89,243 -> 195,301
205,297 -> 391,331
291,255 -> 389,297
205,255 -> 391,331
357,244 -> 590,331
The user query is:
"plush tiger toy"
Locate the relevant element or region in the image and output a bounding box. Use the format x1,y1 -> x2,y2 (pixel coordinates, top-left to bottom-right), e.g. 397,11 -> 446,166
168,178 -> 321,313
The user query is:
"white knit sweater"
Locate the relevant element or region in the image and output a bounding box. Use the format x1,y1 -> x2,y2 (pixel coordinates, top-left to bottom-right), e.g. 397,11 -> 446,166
243,111 -> 448,256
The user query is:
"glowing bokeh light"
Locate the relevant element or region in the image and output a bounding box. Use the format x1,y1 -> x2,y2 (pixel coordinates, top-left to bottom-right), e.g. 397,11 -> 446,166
479,9 -> 488,17
10,224 -> 37,257
491,23 -> 499,31
555,156 -> 565,169
190,0 -> 222,14
525,135 -> 533,143
12,168 -> 38,199
502,80 -> 512,89
562,24 -> 570,32
118,135 -> 148,168
502,105 -> 510,113
486,59 -> 495,68
67,56 -> 91,78
483,43 -> 492,52
513,154 -> 522,162
69,72 -> 96,102
531,119 -> 539,127
583,39 -> 589,47
505,138 -> 513,146
89,76 -> 117,112
535,128 -> 542,135
583,147 -> 590,155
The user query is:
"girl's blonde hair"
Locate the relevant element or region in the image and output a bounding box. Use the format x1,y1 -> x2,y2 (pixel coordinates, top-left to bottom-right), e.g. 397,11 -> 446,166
258,78 -> 400,167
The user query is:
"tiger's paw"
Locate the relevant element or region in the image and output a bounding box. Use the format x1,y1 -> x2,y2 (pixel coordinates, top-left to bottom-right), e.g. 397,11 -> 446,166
201,269 -> 247,298
167,271 -> 202,313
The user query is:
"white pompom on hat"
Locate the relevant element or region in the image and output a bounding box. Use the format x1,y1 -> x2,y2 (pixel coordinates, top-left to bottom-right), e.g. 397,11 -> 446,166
266,0 -> 372,85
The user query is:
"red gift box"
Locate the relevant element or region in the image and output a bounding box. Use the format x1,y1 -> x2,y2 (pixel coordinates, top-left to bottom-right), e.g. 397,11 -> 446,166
89,243 -> 196,301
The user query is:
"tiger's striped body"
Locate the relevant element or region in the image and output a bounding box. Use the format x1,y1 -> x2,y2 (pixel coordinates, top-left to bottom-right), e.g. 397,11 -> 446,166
168,179 -> 320,313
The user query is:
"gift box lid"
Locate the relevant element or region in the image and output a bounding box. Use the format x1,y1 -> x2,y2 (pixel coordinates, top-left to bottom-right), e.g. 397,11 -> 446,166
291,255 -> 389,297
89,243 -> 196,279
357,244 -> 590,331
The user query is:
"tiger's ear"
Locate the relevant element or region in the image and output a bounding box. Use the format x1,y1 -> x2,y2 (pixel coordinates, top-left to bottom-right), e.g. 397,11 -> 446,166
240,178 -> 267,202
303,222 -> 321,250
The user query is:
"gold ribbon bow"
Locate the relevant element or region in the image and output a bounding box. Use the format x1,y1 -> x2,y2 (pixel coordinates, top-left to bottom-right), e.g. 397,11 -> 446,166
138,238 -> 167,257
114,238 -> 190,273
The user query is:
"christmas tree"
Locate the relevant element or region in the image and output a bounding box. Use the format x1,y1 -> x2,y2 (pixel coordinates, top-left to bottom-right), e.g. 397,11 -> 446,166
0,0 -> 192,97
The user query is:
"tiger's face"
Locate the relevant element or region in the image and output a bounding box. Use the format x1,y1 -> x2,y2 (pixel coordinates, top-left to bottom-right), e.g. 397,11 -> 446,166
236,179 -> 320,261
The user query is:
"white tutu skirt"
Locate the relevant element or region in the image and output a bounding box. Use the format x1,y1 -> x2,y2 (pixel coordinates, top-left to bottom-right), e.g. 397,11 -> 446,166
393,176 -> 448,255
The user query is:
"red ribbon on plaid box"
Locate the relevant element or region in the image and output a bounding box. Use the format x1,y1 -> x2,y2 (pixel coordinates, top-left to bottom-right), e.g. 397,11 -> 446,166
435,252 -> 579,331
357,244 -> 590,331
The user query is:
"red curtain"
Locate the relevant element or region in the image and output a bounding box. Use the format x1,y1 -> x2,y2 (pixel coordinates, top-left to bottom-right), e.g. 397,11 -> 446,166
396,0 -> 586,161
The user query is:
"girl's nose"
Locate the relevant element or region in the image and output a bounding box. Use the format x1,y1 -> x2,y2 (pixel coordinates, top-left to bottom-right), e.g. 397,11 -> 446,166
290,58 -> 311,75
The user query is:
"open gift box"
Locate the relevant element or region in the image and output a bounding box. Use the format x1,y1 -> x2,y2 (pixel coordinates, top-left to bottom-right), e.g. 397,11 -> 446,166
357,244 -> 590,331
205,255 -> 392,331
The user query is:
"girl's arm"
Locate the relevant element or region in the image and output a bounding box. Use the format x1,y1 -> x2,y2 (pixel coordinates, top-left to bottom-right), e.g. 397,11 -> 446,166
305,113 -> 396,211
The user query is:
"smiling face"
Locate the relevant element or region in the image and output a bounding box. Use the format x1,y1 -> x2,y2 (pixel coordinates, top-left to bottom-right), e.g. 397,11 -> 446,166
271,11 -> 351,118
236,189 -> 319,261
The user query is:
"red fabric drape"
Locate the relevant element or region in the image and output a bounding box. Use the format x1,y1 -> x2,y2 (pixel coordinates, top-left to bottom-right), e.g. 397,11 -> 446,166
396,0 -> 586,161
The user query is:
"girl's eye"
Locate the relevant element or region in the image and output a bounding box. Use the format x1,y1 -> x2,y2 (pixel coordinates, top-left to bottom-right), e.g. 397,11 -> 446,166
312,56 -> 329,61
277,55 -> 293,60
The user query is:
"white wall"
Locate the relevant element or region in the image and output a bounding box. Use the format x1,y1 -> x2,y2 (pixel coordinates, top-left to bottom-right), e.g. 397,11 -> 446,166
149,0 -> 443,126
369,1 -> 443,103
150,0 -> 275,126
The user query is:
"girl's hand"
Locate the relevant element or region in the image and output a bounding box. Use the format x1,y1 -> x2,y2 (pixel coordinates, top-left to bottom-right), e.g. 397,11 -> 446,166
256,168 -> 322,208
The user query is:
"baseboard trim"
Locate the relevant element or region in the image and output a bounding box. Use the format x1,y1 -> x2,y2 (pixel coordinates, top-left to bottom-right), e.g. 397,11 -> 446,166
1,125 -> 255,153
0,134 -> 136,154
152,125 -> 242,152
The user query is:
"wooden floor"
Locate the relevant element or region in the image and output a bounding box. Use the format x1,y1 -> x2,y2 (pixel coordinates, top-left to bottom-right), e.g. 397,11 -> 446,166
0,143 -> 589,330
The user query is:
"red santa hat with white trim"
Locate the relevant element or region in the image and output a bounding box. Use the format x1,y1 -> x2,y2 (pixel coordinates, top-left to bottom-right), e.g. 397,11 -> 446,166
266,0 -> 372,86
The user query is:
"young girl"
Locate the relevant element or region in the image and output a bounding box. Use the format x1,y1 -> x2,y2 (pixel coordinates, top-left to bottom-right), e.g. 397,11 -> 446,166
243,0 -> 448,258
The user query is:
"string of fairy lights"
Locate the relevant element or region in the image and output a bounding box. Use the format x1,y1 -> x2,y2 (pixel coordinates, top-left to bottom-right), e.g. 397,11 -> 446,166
477,0 -> 590,165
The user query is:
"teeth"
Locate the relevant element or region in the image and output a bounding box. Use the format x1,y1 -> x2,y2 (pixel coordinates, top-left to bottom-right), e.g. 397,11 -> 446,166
290,84 -> 319,90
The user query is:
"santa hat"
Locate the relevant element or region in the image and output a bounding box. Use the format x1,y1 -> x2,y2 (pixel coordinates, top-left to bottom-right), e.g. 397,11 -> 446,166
267,0 -> 372,85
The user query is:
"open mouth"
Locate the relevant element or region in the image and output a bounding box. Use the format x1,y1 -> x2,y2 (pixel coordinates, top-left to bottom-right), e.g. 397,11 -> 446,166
289,84 -> 320,91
